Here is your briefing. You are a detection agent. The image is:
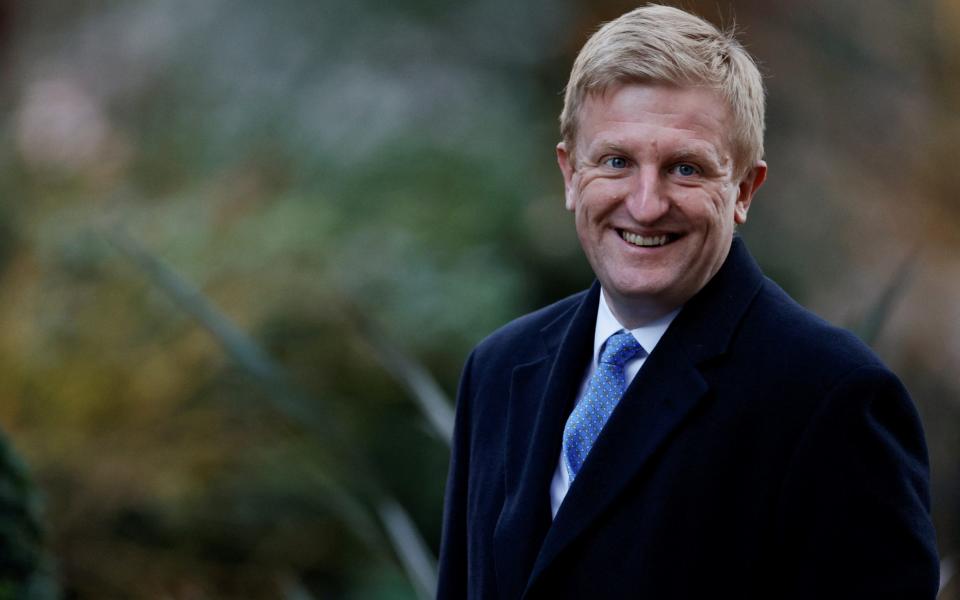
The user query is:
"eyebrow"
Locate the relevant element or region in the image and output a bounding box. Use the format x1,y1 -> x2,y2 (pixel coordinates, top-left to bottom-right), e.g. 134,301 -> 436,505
588,141 -> 631,158
668,148 -> 722,167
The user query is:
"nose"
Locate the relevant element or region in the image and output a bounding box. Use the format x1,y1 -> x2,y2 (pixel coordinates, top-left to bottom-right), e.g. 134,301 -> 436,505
624,165 -> 669,224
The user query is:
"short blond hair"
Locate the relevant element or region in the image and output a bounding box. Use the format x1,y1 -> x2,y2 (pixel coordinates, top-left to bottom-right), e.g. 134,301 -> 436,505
560,4 -> 765,172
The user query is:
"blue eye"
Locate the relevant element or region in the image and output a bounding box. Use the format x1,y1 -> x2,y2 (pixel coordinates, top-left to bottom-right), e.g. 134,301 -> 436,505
604,156 -> 628,169
672,163 -> 699,177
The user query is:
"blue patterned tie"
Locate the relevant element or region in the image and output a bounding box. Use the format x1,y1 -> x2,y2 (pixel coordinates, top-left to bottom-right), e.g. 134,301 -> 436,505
562,330 -> 645,481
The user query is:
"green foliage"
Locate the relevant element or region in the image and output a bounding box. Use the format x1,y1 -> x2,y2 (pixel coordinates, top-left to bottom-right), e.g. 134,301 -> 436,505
0,434 -> 57,600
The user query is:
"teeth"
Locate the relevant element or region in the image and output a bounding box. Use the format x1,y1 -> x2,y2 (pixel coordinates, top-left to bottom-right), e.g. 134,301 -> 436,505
621,231 -> 670,247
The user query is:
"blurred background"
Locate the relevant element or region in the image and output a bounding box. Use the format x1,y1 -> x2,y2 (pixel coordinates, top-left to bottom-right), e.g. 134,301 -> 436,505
1,0 -> 959,597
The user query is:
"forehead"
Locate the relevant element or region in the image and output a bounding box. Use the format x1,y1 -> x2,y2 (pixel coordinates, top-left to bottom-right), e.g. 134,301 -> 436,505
576,83 -> 734,159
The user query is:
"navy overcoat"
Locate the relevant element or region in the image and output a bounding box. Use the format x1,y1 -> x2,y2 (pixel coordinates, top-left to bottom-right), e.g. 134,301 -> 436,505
437,238 -> 938,599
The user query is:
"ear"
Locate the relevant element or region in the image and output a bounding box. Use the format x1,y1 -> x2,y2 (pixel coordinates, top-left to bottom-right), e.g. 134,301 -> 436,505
734,160 -> 767,225
556,142 -> 577,212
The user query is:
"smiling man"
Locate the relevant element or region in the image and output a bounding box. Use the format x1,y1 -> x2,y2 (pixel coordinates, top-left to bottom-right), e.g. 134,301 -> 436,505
556,82 -> 765,327
437,5 -> 938,599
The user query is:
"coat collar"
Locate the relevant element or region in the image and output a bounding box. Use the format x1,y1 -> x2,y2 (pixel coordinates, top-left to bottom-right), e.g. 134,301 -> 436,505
673,236 -> 766,364
494,237 -> 766,598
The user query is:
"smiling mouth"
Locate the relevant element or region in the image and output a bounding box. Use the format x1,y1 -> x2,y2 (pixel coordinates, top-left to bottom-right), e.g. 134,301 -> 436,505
619,230 -> 679,248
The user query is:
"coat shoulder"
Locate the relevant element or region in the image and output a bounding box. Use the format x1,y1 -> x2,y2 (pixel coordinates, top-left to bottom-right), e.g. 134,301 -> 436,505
470,288 -> 589,367
742,276 -> 890,385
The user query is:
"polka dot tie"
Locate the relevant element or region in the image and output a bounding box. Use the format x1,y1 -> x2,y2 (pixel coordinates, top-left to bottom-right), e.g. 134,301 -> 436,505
562,330 -> 645,481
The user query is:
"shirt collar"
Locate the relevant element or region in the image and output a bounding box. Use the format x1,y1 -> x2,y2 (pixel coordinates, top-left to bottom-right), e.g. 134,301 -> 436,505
593,289 -> 680,363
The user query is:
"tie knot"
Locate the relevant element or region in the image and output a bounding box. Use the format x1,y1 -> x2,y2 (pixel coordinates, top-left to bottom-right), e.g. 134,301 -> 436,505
599,330 -> 644,367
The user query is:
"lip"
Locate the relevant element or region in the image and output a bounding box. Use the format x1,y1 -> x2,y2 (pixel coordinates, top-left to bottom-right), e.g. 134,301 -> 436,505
615,228 -> 682,249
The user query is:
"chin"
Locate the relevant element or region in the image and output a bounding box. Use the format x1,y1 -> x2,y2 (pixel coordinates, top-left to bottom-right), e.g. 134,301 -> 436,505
604,268 -> 692,308
607,280 -> 675,305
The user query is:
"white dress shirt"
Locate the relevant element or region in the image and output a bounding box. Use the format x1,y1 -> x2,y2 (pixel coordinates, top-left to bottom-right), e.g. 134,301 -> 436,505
549,291 -> 679,517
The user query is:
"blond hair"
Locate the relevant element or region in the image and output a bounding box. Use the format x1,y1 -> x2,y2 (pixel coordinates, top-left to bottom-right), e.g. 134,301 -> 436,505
560,4 -> 765,172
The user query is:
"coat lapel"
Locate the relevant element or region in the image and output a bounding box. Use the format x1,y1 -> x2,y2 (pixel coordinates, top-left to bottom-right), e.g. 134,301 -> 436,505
523,237 -> 765,595
524,331 -> 708,591
492,283 -> 601,599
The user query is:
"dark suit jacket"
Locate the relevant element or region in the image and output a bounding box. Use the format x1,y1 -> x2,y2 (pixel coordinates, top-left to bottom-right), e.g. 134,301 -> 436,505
437,238 -> 939,599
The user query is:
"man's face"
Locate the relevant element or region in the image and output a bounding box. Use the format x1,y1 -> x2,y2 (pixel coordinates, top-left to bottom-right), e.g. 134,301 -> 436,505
557,83 -> 766,326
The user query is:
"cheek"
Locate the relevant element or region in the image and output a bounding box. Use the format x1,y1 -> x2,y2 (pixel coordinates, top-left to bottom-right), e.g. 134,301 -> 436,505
579,178 -> 625,210
698,186 -> 739,222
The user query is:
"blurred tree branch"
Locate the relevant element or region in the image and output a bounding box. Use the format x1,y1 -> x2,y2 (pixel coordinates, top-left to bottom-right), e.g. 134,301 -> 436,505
852,250 -> 917,347
346,308 -> 454,446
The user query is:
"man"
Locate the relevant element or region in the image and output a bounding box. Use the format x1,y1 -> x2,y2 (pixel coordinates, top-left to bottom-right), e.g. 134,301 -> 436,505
437,5 -> 939,599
